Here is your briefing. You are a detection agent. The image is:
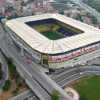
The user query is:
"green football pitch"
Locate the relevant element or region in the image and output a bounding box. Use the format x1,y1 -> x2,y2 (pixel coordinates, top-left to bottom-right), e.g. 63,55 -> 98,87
33,24 -> 65,40
42,31 -> 64,40
72,75 -> 100,100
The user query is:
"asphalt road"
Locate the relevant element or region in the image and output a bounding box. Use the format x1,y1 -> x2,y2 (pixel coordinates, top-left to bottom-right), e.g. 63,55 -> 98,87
52,65 -> 100,87
9,90 -> 38,100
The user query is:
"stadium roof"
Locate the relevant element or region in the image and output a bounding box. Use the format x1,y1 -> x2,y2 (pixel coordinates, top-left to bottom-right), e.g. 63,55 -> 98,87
6,13 -> 100,54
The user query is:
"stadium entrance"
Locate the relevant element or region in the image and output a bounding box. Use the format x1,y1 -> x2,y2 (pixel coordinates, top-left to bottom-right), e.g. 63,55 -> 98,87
41,55 -> 48,67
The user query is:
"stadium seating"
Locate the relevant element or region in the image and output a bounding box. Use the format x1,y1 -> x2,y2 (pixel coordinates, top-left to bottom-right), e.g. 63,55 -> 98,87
57,28 -> 75,36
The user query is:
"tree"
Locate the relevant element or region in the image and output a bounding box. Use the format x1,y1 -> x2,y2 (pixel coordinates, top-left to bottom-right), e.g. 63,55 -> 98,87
12,87 -> 19,95
6,58 -> 17,79
0,69 -> 3,80
59,11 -> 64,15
91,16 -> 98,24
0,62 -> 2,80
75,14 -> 83,22
51,90 -> 60,100
3,80 -> 11,91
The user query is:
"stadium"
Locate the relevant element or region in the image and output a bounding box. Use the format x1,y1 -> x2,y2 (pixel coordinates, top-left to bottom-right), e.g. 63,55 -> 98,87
5,13 -> 100,69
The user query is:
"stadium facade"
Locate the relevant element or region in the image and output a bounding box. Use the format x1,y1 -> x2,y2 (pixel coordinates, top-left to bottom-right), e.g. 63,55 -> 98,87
5,14 -> 100,69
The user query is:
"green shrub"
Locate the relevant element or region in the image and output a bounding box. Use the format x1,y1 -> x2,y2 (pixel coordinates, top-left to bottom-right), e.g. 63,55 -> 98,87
51,90 -> 60,100
3,80 -> 11,91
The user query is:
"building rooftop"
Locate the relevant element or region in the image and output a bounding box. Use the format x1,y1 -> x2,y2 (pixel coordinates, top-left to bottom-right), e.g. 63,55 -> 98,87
6,13 -> 100,54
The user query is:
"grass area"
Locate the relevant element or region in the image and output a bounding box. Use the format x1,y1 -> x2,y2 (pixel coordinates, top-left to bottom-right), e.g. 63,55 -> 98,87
33,24 -> 60,33
51,90 -> 60,100
42,31 -> 64,40
3,80 -> 11,91
33,24 -> 64,40
33,25 -> 50,32
71,75 -> 100,100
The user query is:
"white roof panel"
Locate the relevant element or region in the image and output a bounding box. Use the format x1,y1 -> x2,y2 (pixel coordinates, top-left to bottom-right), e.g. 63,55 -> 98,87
6,13 -> 100,54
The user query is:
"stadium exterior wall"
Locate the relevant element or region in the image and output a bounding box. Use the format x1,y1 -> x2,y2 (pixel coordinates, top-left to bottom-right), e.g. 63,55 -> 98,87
48,49 -> 100,69
5,26 -> 100,69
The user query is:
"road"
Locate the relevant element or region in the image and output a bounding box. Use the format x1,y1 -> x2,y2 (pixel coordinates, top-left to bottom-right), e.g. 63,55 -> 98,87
52,65 -> 100,87
9,90 -> 38,100
0,24 -> 8,88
